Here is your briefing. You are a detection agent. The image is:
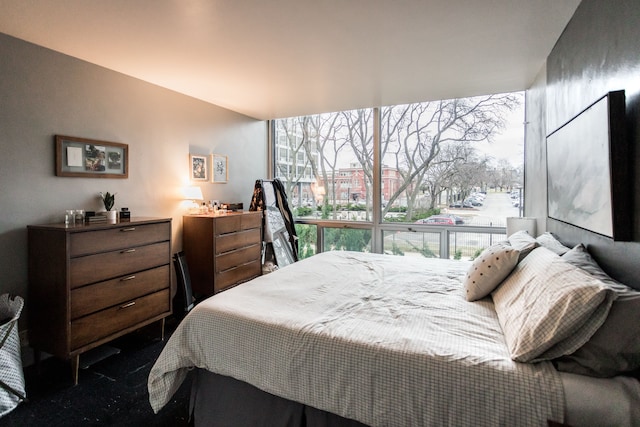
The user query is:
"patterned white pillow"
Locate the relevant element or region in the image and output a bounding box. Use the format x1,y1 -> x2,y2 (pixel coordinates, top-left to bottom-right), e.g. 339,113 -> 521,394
492,247 -> 616,362
463,243 -> 520,301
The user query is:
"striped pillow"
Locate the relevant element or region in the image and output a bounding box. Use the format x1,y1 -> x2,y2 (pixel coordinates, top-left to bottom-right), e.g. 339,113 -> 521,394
492,247 -> 616,362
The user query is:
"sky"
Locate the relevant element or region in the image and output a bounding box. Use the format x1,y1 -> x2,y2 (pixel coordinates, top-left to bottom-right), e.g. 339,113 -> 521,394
473,95 -> 525,168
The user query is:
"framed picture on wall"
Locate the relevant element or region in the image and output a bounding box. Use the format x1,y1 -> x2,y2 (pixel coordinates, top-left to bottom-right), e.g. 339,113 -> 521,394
190,154 -> 208,182
211,154 -> 228,183
546,90 -> 631,240
55,135 -> 128,178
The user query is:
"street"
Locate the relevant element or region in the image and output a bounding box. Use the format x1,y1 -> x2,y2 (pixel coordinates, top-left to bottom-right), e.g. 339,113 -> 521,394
441,191 -> 520,228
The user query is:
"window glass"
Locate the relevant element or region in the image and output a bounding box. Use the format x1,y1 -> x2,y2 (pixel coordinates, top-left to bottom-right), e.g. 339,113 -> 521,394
295,223 -> 317,259
323,228 -> 372,253
383,230 -> 441,258
273,92 -> 524,259
274,110 -> 374,222
380,93 -> 523,226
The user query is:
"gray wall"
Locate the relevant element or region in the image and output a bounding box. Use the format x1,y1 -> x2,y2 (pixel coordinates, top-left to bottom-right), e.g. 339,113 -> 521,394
0,33 -> 267,325
525,0 -> 640,288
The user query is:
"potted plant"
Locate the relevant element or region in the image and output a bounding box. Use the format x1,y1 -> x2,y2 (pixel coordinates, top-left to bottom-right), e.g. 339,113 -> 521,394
100,192 -> 117,221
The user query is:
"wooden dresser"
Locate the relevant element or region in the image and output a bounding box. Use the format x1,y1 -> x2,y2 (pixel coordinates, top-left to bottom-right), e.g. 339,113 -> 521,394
183,211 -> 262,296
27,217 -> 172,384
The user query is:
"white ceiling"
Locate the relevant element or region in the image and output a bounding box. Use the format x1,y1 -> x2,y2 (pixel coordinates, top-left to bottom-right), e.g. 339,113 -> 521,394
0,0 -> 581,120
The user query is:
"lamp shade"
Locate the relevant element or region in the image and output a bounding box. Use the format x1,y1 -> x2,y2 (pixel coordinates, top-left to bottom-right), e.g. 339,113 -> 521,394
506,217 -> 537,238
183,186 -> 203,201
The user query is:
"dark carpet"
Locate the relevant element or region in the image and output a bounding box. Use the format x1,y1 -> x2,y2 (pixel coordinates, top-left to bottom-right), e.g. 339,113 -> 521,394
1,318 -> 191,426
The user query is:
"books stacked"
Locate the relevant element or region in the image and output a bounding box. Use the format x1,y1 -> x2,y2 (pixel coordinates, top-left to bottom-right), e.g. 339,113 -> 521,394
87,214 -> 107,224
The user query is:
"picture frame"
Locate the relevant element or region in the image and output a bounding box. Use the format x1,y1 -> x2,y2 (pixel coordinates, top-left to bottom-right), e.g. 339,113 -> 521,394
546,90 -> 631,240
55,135 -> 128,178
190,154 -> 208,182
211,154 -> 228,183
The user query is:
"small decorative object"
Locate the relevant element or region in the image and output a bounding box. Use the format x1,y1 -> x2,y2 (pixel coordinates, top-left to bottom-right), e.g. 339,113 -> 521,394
211,154 -> 228,183
55,135 -> 128,178
119,207 -> 131,220
190,155 -> 208,182
74,209 -> 84,224
99,192 -> 117,222
100,192 -> 116,211
64,210 -> 75,226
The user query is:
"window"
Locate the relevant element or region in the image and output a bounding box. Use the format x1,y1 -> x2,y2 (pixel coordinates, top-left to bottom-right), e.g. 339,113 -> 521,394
274,110 -> 374,222
273,93 -> 524,258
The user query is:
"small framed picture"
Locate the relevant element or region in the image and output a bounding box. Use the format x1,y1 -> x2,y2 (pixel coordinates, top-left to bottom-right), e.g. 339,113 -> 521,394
211,154 -> 228,183
190,154 -> 208,181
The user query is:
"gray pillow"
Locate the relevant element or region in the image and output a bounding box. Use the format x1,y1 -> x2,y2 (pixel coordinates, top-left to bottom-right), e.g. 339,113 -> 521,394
562,244 -> 633,293
536,232 -> 570,256
492,247 -> 615,362
555,244 -> 640,377
555,294 -> 640,377
463,242 -> 520,301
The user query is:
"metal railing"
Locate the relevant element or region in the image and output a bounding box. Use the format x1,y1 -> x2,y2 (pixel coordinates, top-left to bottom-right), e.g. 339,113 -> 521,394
294,219 -> 507,260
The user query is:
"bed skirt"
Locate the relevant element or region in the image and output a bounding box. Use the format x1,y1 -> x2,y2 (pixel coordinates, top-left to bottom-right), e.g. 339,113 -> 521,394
191,369 -> 368,427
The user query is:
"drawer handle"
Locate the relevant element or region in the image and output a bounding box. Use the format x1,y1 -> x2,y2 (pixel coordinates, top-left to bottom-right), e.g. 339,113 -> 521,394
120,227 -> 136,232
120,301 -> 136,309
121,275 -> 136,281
121,248 -> 136,254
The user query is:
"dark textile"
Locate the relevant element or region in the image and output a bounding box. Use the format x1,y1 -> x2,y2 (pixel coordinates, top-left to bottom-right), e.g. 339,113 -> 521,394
191,369 -> 368,427
250,178 -> 299,266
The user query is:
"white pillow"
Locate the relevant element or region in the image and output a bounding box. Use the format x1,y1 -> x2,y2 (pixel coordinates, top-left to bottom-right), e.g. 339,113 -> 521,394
492,247 -> 616,362
463,242 -> 520,301
507,230 -> 539,261
536,232 -> 571,256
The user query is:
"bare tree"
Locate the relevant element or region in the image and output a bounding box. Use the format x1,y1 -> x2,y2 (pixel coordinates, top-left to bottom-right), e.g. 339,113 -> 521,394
380,94 -> 520,218
300,113 -> 348,219
275,93 -> 521,220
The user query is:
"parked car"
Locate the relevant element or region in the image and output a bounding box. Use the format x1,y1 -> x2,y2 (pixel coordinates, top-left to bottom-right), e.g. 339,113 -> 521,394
445,214 -> 465,224
449,201 -> 462,208
415,215 -> 456,225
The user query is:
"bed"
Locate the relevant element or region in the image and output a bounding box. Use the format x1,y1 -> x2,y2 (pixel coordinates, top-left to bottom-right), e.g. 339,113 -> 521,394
148,232 -> 640,426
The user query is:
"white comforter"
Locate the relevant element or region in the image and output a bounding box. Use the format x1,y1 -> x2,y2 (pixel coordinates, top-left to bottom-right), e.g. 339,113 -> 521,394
148,251 -> 564,426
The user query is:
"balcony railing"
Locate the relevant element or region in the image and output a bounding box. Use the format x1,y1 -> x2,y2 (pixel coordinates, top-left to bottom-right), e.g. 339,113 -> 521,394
294,219 -> 507,261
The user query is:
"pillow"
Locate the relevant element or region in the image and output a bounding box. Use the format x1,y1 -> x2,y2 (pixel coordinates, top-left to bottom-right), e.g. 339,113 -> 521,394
555,294 -> 640,377
562,244 -> 632,293
554,243 -> 640,377
507,230 -> 539,261
463,242 -> 520,301
491,247 -> 616,362
536,232 -> 571,256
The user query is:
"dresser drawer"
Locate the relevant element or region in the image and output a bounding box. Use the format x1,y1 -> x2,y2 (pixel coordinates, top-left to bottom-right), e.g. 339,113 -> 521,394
216,228 -> 261,254
70,241 -> 170,288
70,222 -> 170,257
71,289 -> 170,349
215,213 -> 262,235
215,259 -> 261,293
70,265 -> 170,319
216,244 -> 261,272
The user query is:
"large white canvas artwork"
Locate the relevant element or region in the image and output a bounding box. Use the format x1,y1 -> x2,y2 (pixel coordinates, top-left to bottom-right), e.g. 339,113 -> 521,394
547,95 -> 613,237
